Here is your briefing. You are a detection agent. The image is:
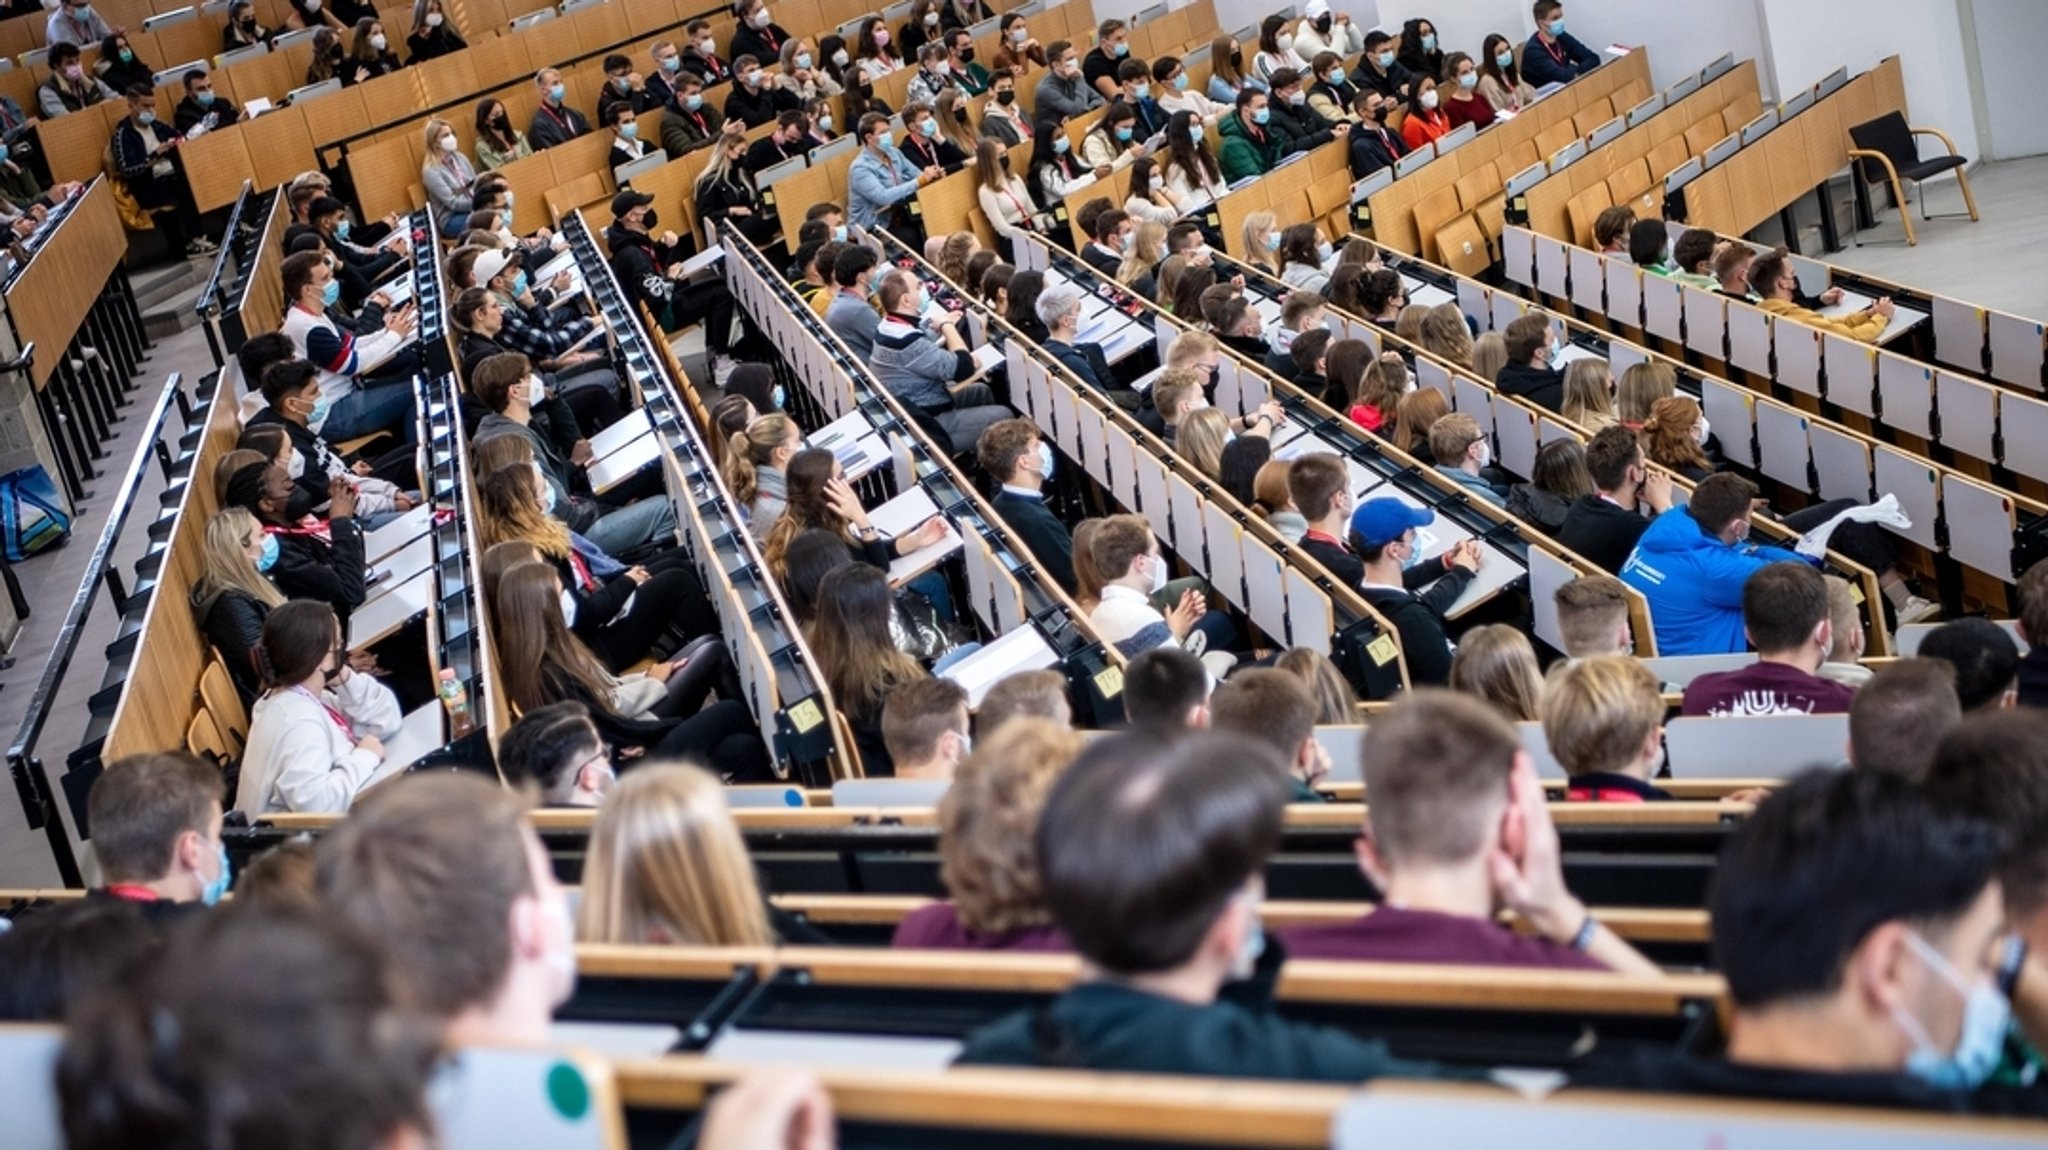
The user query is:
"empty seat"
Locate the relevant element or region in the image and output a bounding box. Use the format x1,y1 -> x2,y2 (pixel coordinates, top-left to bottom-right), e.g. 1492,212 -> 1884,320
1847,111 -> 1979,247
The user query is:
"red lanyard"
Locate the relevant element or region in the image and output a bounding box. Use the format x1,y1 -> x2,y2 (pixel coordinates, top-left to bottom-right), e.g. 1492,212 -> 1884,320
1541,36 -> 1567,65
568,550 -> 596,591
1000,182 -> 1032,223
539,102 -> 572,130
266,518 -> 331,544
296,686 -> 354,739
103,884 -> 159,902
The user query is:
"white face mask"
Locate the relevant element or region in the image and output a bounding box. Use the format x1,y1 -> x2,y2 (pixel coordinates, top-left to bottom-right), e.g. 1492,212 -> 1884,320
1693,416 -> 1711,445
1419,89 -> 1439,110
558,587 -> 578,627
1147,551 -> 1168,593
425,11 -> 442,25
524,375 -> 546,406
286,449 -> 306,479
1473,440 -> 1491,468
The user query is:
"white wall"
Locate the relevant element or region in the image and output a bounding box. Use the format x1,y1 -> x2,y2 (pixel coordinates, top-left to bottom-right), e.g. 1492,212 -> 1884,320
1557,0 -> 1765,94
1757,0 -> 1981,162
1963,0 -> 2048,159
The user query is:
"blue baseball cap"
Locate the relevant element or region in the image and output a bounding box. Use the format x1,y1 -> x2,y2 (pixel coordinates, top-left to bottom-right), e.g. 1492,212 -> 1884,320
1349,498 -> 1434,549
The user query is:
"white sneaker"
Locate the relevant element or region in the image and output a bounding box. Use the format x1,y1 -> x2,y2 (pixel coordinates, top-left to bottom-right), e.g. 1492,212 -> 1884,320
711,354 -> 738,386
1895,595 -> 1941,625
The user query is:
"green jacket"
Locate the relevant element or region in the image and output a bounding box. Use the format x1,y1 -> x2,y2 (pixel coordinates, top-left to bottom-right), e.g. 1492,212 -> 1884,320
1217,112 -> 1283,183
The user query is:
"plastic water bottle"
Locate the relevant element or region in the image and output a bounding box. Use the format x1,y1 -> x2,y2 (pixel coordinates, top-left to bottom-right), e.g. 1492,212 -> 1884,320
437,668 -> 475,738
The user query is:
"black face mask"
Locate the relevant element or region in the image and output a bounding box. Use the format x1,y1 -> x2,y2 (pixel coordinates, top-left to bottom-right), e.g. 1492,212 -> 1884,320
998,152 -> 1010,169
1313,15 -> 1331,32
996,89 -> 1015,105
1230,48 -> 1242,68
640,208 -> 659,228
1372,105 -> 1390,123
953,107 -> 967,123
958,47 -> 974,63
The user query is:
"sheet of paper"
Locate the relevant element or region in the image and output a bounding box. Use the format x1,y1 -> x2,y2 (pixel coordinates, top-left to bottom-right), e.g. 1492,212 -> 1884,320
939,624 -> 1060,707
366,533 -> 433,596
347,570 -> 431,650
587,430 -> 660,494
589,407 -> 653,458
679,244 -> 725,277
363,502 -> 433,563
968,343 -> 1005,376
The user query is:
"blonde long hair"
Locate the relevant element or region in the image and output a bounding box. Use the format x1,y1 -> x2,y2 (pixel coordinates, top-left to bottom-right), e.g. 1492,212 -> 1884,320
1240,210 -> 1278,272
723,412 -> 796,506
196,508 -> 286,609
1179,407 -> 1230,481
1448,623 -> 1545,723
577,763 -> 774,946
475,462 -> 574,559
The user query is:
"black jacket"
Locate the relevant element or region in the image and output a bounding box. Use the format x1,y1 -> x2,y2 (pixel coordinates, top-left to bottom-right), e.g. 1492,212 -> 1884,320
723,80 -> 798,128
192,584 -> 271,704
529,101 -> 591,150
991,488 -> 1074,591
1556,494 -> 1650,574
1506,483 -> 1573,536
729,22 -> 791,70
174,94 -> 241,135
1348,120 -> 1406,178
957,977 -> 1453,1084
1361,564 -> 1475,686
406,24 -> 466,63
2019,648 -> 2048,710
245,409 -> 339,518
1496,360 -> 1566,413
265,515 -> 368,619
1573,1047 -> 2048,1118
1045,338 -> 1114,394
695,171 -> 780,248
604,221 -> 684,323
1266,98 -> 1335,157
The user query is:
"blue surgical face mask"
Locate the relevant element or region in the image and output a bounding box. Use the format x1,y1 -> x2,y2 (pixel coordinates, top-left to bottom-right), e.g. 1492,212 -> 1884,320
1111,41 -> 1128,57
795,52 -> 812,69
1317,240 -> 1333,263
200,840 -> 232,905
660,54 -> 680,72
620,121 -> 638,140
819,114 -> 834,133
920,117 -> 938,136
1036,441 -> 1054,478
1187,122 -> 1202,144
772,384 -> 786,408
549,82 -> 566,102
1400,534 -> 1423,570
1546,18 -> 1565,36
684,92 -> 704,110
1421,34 -> 1436,51
1251,106 -> 1270,125
306,393 -> 332,431
320,278 -> 341,307
196,89 -> 216,106
1173,72 -> 1188,90
511,269 -> 530,296
1459,70 -> 1478,90
137,110 -> 156,126
0,145 -> 11,164
1896,931 -> 2011,1091
255,532 -> 280,571
335,217 -> 352,241
1053,135 -> 1069,154
1376,51 -> 1393,69
1496,50 -> 1513,69
1263,231 -> 1280,251
1133,82 -> 1150,100
832,224 -> 848,242
1114,125 -> 1132,142
1326,68 -> 1346,86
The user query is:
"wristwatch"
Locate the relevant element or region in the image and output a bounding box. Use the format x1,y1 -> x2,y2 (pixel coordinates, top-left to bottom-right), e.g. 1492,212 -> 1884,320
1567,911 -> 1598,952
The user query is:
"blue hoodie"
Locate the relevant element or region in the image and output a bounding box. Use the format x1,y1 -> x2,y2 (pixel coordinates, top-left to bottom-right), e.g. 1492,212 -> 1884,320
1619,507 -> 1807,656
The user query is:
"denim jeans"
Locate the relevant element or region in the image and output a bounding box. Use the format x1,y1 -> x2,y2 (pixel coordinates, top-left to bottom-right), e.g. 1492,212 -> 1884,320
581,495 -> 678,557
322,378 -> 418,445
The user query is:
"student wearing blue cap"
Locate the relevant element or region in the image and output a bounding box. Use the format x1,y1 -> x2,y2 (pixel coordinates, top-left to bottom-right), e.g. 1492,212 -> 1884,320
1350,497 -> 1481,686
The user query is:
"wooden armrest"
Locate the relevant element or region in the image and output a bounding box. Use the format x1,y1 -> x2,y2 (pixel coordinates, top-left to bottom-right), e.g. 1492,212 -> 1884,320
1845,147 -> 1900,182
1908,125 -> 1963,157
